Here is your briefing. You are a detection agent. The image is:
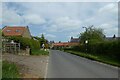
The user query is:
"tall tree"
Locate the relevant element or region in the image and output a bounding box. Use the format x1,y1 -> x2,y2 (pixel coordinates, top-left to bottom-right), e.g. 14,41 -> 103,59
113,34 -> 116,38
80,25 -> 105,44
41,34 -> 45,40
33,34 -> 48,48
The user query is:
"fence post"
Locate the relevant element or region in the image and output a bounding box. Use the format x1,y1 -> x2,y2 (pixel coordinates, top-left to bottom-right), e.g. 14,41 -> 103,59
26,46 -> 30,55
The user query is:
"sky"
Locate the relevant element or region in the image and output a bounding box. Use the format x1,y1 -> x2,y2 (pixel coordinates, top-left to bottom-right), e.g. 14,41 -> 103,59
0,1 -> 118,42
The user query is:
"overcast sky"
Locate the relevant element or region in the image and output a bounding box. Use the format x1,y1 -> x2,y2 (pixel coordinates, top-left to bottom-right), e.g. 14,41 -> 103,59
1,1 -> 118,42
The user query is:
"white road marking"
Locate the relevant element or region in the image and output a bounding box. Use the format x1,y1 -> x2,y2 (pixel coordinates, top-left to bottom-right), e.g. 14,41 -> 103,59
44,56 -> 49,80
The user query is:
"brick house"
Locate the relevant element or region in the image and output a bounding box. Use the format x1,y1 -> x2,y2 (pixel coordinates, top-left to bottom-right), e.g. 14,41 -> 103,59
52,37 -> 80,49
2,26 -> 31,39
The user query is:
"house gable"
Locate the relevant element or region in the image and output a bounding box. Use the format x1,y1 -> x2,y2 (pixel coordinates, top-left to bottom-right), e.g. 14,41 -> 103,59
22,26 -> 31,39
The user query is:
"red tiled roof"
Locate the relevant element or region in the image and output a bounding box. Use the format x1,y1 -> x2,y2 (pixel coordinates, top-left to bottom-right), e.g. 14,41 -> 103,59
53,42 -> 79,47
53,42 -> 69,47
2,26 -> 26,36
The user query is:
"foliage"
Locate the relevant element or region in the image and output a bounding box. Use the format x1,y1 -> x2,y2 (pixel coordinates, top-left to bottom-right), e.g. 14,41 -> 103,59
2,61 -> 20,78
0,29 -> 2,49
64,40 -> 120,61
31,49 -> 49,55
33,34 -> 49,49
64,50 -> 120,67
80,25 -> 105,44
7,36 -> 40,50
0,29 -> 1,35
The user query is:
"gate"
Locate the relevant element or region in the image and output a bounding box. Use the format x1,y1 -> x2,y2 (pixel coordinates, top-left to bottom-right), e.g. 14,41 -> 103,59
2,42 -> 20,54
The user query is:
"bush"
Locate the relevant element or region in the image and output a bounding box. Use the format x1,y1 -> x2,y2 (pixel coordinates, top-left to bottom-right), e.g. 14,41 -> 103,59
31,49 -> 49,55
64,40 -> 120,59
89,40 -> 119,56
7,36 -> 40,50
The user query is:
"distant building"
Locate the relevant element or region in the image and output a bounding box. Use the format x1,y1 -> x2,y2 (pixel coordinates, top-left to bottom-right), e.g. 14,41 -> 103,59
2,26 -> 31,39
70,37 -> 80,43
105,35 -> 120,41
52,37 -> 80,49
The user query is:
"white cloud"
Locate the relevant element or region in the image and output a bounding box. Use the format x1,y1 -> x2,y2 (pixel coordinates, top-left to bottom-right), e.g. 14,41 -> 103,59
100,23 -> 113,29
98,3 -> 117,14
99,23 -> 118,36
46,24 -> 58,32
46,16 -> 82,32
2,0 -> 119,2
2,4 -> 22,25
105,28 -> 118,37
2,3 -> 47,26
37,33 -> 56,40
0,2 -> 2,25
44,33 -> 56,41
67,31 -> 80,40
23,14 -> 46,25
84,3 -> 117,24
69,31 -> 80,37
46,34 -> 56,38
81,3 -> 118,37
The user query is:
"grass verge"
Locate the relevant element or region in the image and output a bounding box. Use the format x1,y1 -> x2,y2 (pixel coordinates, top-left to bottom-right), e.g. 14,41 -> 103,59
64,50 -> 120,67
31,49 -> 49,55
2,61 -> 20,79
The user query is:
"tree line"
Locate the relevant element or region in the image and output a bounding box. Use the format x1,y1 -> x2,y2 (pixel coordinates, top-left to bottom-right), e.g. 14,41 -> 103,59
65,25 -> 119,60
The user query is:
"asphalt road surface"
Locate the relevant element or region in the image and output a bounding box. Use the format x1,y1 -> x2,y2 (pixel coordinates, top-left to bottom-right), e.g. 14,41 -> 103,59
47,50 -> 119,78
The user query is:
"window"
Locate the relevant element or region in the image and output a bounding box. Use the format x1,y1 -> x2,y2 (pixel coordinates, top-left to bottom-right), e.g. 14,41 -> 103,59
6,30 -> 11,32
16,30 -> 21,32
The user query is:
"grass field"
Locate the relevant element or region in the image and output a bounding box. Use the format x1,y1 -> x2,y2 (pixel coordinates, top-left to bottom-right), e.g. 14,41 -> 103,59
64,50 -> 119,67
2,61 -> 20,79
31,49 -> 49,55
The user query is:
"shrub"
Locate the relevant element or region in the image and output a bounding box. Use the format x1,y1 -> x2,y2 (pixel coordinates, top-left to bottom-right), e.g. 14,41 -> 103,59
31,49 -> 49,55
7,36 -> 40,50
65,40 -> 119,59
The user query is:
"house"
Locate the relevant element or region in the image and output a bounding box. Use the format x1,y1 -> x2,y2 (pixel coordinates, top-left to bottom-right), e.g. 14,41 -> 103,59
70,37 -> 80,43
52,42 -> 79,49
2,26 -> 31,39
50,36 -> 80,49
52,42 -> 69,49
53,42 -> 69,47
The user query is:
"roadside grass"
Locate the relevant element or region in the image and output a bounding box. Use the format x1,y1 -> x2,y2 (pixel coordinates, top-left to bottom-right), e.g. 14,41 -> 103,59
0,60 -> 2,79
64,50 -> 120,67
2,61 -> 20,79
31,49 -> 49,55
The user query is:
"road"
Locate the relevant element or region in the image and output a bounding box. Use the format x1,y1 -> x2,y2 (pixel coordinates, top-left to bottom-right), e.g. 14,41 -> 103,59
47,50 -> 119,78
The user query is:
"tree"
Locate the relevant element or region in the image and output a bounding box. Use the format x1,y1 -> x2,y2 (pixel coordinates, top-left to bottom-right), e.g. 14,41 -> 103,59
33,34 -> 49,49
32,34 -> 47,48
80,25 -> 105,44
41,34 -> 45,40
40,34 -> 45,45
113,34 -> 116,38
40,34 -> 49,48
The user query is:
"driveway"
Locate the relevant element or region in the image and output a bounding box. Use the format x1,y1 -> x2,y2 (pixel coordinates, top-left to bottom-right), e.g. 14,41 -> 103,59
3,53 -> 49,78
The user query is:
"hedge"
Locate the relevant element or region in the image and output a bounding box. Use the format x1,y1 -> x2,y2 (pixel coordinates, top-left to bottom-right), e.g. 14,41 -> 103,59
64,40 -> 120,59
7,36 -> 40,50
88,40 -> 119,56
